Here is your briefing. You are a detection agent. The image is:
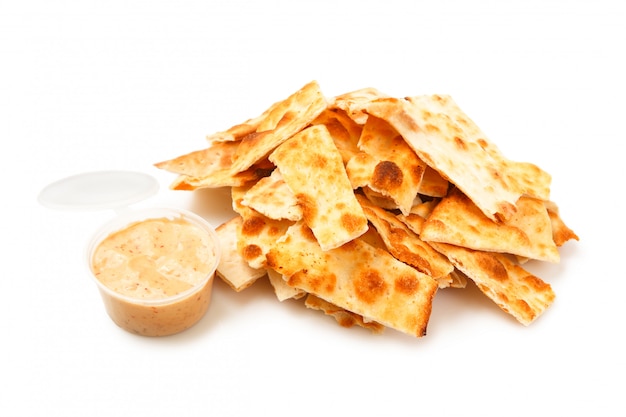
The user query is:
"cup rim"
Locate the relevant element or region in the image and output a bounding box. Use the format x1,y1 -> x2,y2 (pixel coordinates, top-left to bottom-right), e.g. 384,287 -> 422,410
86,206 -> 222,307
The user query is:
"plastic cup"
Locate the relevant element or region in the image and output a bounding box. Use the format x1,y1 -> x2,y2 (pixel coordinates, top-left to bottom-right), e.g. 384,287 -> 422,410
87,207 -> 221,336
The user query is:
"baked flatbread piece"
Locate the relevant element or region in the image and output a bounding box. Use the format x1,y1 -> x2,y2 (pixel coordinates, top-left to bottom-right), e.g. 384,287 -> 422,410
240,169 -> 303,221
544,200 -> 579,246
365,95 -> 551,222
430,242 -> 555,325
266,222 -> 438,337
304,294 -> 385,334
231,80 -> 328,173
232,186 -> 294,269
215,216 -> 267,292
206,98 -> 283,143
357,194 -> 454,282
418,166 -> 449,198
312,109 -> 362,164
330,87 -> 390,124
269,124 -> 368,251
421,188 -> 560,263
155,141 -> 273,189
346,116 -> 426,215
267,268 -> 306,301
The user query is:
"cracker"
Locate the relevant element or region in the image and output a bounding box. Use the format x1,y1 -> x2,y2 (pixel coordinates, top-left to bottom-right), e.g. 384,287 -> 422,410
312,108 -> 362,164
357,194 -> 454,281
346,115 -> 426,215
240,169 -> 303,221
396,199 -> 440,236
421,188 -> 560,263
365,95 -> 551,222
266,222 -> 438,337
430,242 -> 555,325
418,166 -> 449,198
206,99 -> 283,143
170,162 -> 272,189
304,294 -> 385,334
154,140 -> 239,178
331,87 -> 390,124
269,124 -> 368,251
544,201 -> 579,246
215,216 -> 267,292
267,268 -> 306,301
360,186 -> 405,211
406,94 -> 552,202
232,186 -> 294,269
155,141 -> 273,189
231,80 -> 328,173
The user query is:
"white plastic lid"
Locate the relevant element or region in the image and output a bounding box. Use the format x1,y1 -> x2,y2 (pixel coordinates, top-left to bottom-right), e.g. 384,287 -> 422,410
38,170 -> 159,211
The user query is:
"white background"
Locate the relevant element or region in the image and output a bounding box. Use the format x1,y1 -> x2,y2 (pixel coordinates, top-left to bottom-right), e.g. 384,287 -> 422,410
1,1 -> 624,416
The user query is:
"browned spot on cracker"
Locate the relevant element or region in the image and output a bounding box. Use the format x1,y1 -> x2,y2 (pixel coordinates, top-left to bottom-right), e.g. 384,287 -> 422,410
514,299 -> 534,321
475,252 -> 508,282
242,244 -> 262,262
341,212 -> 366,236
522,274 -> 552,293
289,270 -> 336,294
394,275 -> 420,295
371,160 -> 403,191
454,136 -> 467,150
241,216 -> 266,236
354,270 -> 388,304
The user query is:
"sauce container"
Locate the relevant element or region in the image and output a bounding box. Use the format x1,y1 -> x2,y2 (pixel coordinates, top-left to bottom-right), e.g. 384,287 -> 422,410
39,171 -> 221,336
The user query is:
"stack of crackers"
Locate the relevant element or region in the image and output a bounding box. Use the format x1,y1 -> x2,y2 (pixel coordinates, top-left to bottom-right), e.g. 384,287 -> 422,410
155,81 -> 578,337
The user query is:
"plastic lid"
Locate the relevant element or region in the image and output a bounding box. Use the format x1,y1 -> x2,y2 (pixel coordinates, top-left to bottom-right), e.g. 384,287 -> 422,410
38,170 -> 160,211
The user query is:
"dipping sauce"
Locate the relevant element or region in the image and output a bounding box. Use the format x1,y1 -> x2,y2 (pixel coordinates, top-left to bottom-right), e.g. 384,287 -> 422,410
89,209 -> 220,336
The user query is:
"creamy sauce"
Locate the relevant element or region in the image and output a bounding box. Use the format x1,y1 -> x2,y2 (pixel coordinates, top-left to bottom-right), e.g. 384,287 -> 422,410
92,217 -> 215,300
90,215 -> 218,336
